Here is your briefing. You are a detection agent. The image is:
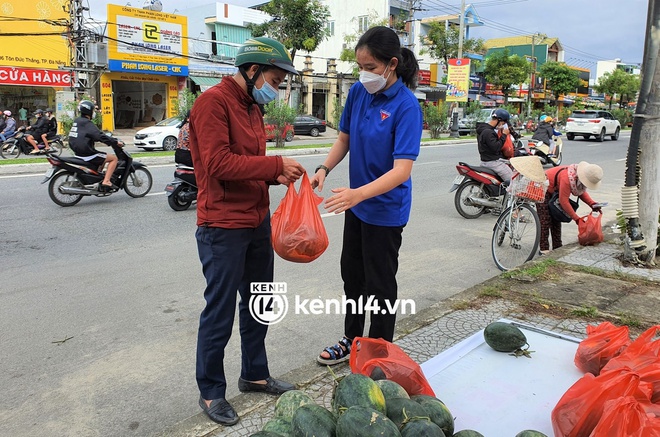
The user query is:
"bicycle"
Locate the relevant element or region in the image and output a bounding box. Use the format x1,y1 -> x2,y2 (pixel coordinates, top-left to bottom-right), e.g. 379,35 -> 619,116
491,173 -> 547,271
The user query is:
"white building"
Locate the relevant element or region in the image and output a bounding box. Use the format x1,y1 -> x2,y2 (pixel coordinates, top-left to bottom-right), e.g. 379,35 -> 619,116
594,59 -> 641,85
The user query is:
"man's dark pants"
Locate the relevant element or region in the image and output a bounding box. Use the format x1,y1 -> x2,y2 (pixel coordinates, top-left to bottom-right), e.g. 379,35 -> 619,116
341,209 -> 403,343
195,216 -> 273,400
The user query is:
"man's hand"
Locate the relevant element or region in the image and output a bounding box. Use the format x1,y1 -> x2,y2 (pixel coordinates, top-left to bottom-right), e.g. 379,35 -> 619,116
117,140 -> 125,147
310,169 -> 326,192
281,157 -> 305,182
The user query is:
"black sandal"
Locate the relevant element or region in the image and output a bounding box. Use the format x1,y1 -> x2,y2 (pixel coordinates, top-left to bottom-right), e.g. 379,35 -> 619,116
317,336 -> 352,365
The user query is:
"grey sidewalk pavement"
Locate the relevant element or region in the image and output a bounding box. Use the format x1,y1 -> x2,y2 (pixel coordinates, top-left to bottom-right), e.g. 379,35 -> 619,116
158,237 -> 659,437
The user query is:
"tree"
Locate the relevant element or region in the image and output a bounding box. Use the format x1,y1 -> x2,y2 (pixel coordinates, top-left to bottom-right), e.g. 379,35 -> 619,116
177,88 -> 199,118
339,11 -> 389,75
483,49 -> 532,104
422,22 -> 485,66
594,68 -> 641,109
539,62 -> 580,111
249,0 -> 330,102
421,101 -> 447,139
263,100 -> 298,148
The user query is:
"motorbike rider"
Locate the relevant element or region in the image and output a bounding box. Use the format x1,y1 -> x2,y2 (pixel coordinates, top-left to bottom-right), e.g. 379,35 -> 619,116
0,110 -> 16,141
40,108 -> 58,150
26,109 -> 49,154
476,108 -> 514,185
532,115 -> 560,156
68,100 -> 123,190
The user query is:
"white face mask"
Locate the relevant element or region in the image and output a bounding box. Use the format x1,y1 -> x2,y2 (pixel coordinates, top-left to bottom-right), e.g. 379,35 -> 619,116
359,63 -> 392,94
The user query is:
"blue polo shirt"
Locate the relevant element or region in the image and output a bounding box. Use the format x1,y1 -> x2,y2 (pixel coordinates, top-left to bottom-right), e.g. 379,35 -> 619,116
339,77 -> 422,227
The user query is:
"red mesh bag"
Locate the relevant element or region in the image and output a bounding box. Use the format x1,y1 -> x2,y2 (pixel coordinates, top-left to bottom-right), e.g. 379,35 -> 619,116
349,337 -> 435,397
574,321 -> 630,375
271,172 -> 329,263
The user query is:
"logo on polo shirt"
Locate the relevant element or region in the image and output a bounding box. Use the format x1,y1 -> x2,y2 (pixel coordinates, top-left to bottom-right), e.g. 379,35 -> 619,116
380,109 -> 391,121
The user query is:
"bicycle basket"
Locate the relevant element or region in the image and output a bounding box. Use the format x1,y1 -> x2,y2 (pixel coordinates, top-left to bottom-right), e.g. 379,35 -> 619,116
508,173 -> 547,202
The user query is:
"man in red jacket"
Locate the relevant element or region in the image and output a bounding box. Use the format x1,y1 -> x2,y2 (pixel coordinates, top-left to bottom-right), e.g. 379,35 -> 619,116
189,37 -> 305,426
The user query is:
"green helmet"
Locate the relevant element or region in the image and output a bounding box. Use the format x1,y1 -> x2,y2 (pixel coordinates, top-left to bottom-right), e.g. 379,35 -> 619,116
235,37 -> 298,75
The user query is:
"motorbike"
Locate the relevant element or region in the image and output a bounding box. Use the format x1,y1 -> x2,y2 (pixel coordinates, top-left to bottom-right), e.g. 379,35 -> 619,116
41,141 -> 153,207
0,126 -> 64,159
528,134 -> 563,166
450,130 -> 529,219
165,164 -> 197,211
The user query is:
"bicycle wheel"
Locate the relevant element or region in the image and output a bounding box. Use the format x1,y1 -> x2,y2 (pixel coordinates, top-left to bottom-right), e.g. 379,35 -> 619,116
491,202 -> 540,271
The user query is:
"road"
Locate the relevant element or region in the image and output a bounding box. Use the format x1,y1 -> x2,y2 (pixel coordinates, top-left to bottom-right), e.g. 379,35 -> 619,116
0,132 -> 629,436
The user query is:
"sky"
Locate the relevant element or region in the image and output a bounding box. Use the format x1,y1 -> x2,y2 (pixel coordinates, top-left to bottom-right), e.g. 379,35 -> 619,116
88,0 -> 649,75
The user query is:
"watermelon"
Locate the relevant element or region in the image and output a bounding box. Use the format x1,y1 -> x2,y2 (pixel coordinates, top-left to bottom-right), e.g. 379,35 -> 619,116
274,390 -> 315,421
515,431 -> 548,437
333,373 -> 386,415
411,395 -> 454,436
400,418 -> 446,437
386,397 -> 430,429
336,405 -> 400,437
262,417 -> 293,436
452,430 -> 485,437
375,379 -> 410,401
291,403 -> 336,437
483,322 -> 528,352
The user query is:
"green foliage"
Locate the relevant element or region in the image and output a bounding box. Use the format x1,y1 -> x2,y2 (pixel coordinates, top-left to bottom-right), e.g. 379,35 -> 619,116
572,96 -> 586,110
422,101 -> 448,139
501,103 -> 519,116
539,62 -> 580,105
339,11 -> 389,75
484,49 -> 533,103
330,96 -> 343,130
177,88 -> 199,118
59,94 -> 102,137
594,69 -> 641,109
611,108 -> 633,127
465,100 -> 483,116
249,0 -> 330,59
264,100 -> 298,148
422,22 -> 485,65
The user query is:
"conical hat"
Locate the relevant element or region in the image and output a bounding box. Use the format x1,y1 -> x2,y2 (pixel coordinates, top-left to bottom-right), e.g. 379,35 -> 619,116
510,156 -> 547,183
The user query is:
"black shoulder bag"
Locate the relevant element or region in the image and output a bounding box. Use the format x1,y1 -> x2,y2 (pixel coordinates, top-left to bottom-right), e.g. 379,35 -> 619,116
548,168 -> 579,223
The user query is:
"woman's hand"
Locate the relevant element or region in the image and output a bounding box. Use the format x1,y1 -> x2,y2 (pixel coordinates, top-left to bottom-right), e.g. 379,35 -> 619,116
325,187 -> 364,214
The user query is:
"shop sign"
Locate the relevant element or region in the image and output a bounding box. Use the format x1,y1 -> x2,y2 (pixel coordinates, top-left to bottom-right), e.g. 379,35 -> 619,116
108,60 -> 188,76
446,59 -> 470,102
107,4 -> 188,75
418,70 -> 431,86
0,67 -> 71,87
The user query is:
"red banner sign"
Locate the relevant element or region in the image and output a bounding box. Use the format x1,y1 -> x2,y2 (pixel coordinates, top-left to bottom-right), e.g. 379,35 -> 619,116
418,70 -> 431,86
0,67 -> 72,87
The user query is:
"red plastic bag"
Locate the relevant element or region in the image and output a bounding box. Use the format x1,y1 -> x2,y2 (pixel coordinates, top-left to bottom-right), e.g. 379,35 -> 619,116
349,337 -> 436,397
498,131 -> 514,158
578,212 -> 604,246
551,368 -> 647,437
590,396 -> 660,437
603,326 -> 660,402
574,321 -> 631,375
271,172 -> 329,263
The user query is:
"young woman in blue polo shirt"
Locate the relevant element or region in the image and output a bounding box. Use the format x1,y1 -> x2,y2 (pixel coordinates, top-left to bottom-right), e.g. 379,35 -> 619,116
310,26 -> 423,365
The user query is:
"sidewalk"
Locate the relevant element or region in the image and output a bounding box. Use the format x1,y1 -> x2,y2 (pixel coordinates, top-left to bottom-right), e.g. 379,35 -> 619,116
159,236 -> 659,436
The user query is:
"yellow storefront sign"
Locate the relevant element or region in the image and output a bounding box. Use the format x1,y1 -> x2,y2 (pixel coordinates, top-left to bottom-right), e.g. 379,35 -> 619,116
0,0 -> 69,68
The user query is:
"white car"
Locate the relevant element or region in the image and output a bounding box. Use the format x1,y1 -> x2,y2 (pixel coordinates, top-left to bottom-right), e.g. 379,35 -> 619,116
565,110 -> 620,142
134,116 -> 181,151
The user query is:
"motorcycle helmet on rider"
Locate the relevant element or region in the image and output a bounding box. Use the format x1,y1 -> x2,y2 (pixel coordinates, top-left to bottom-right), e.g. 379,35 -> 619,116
3,110 -> 11,117
79,100 -> 95,118
234,37 -> 299,104
493,108 -> 510,123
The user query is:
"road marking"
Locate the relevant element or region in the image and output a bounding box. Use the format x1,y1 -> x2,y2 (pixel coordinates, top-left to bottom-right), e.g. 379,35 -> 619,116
0,173 -> 44,179
415,161 -> 444,166
147,191 -> 166,196
321,211 -> 343,218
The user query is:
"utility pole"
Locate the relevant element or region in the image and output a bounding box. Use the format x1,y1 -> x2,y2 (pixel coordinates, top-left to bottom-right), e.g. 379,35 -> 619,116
70,0 -> 89,97
457,0 -> 466,58
527,33 -> 544,117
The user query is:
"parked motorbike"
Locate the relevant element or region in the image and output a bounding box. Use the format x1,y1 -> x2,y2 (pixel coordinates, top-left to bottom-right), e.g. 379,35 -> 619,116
165,164 -> 197,211
450,162 -> 507,219
528,134 -> 563,166
0,127 -> 64,159
41,142 -> 153,207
